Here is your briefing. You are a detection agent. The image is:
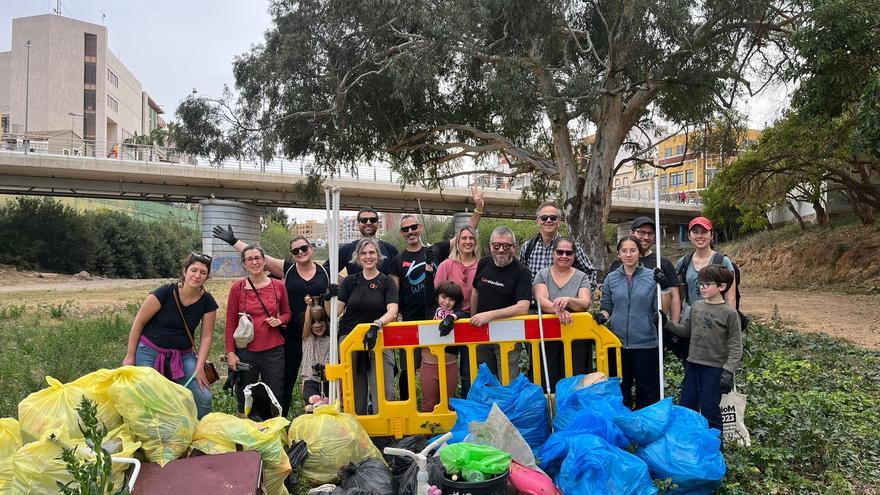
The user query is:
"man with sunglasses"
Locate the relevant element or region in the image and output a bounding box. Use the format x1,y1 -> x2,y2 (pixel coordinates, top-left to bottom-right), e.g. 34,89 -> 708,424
520,202 -> 597,290
608,217 -> 681,324
334,207 -> 399,276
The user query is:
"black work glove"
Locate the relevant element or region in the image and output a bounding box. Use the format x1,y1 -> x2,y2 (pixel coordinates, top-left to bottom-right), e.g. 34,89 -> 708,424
653,267 -> 670,289
212,224 -> 238,246
424,246 -> 437,266
591,312 -> 608,325
363,324 -> 379,351
324,283 -> 340,299
719,370 -> 734,394
653,310 -> 668,327
438,314 -> 456,337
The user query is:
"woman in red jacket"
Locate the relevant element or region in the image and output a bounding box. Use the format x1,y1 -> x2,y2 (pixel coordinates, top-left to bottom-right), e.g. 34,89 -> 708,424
225,245 -> 291,412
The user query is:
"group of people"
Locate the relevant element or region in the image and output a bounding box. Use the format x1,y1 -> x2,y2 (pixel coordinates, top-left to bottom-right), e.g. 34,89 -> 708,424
122,187 -> 742,433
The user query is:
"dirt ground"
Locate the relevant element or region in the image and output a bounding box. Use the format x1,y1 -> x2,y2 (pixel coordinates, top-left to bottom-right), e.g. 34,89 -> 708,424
741,285 -> 880,350
1,265 -> 878,349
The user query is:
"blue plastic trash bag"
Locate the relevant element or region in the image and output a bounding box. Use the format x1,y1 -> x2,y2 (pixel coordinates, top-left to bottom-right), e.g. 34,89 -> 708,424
636,407 -> 725,495
556,408 -> 629,448
553,376 -> 630,432
539,432 -> 657,495
614,397 -> 674,445
446,364 -> 550,450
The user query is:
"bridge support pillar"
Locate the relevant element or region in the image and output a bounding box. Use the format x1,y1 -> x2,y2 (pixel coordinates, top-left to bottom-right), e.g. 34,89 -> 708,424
200,199 -> 261,277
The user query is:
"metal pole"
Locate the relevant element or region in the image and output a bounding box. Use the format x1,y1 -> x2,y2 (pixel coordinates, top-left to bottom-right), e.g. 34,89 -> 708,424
326,185 -> 341,405
25,40 -> 32,153
535,299 -> 555,432
653,172 -> 665,400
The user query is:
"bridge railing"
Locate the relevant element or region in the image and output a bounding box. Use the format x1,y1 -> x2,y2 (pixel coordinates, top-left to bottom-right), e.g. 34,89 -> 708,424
1,133 -> 701,205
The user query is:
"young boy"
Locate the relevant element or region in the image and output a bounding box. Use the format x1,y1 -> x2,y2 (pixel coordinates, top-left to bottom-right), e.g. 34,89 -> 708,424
664,264 -> 743,431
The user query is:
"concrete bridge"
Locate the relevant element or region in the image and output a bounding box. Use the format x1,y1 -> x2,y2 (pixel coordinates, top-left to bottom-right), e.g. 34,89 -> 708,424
0,135 -> 702,273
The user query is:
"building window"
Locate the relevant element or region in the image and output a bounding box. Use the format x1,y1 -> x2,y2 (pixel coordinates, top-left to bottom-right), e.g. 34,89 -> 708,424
107,69 -> 118,88
623,177 -> 629,186
83,34 -> 97,141
107,95 -> 118,112
660,175 -> 668,190
686,169 -> 695,184
614,178 -> 620,187
670,172 -> 683,186
1,114 -> 8,134
664,148 -> 672,158
675,144 -> 685,155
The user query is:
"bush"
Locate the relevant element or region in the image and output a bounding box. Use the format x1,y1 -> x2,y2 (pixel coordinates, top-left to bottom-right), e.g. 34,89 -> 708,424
0,197 -> 199,278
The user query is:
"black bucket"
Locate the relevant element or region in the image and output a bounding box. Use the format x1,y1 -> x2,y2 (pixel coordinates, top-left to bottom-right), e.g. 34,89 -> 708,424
440,469 -> 510,495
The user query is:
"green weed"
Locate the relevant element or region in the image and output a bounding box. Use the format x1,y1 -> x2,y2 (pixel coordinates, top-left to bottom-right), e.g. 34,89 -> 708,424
0,304 -> 27,320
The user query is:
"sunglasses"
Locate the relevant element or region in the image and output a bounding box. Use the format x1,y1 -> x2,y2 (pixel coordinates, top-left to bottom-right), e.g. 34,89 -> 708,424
539,215 -> 559,222
490,242 -> 514,251
555,249 -> 574,257
190,252 -> 213,264
358,216 -> 379,224
400,224 -> 420,233
290,245 -> 311,255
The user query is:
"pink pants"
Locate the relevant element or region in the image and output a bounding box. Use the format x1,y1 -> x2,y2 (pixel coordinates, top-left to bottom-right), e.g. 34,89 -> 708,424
419,359 -> 459,412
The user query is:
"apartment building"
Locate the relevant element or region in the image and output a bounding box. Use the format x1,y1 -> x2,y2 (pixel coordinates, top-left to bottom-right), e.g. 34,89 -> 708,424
0,14 -> 163,151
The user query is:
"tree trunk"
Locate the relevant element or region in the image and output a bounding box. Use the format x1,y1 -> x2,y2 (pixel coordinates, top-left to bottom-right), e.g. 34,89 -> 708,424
812,199 -> 829,228
846,192 -> 877,225
787,202 -> 806,230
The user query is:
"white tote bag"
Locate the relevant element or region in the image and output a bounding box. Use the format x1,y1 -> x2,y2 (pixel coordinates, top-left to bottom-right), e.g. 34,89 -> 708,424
233,312 -> 255,348
720,386 -> 751,446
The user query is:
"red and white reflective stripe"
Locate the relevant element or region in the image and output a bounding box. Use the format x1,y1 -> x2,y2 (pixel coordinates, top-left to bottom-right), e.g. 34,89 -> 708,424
382,318 -> 562,347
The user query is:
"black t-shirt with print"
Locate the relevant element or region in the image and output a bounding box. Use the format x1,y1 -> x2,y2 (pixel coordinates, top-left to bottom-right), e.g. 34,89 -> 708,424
471,256 -> 532,313
389,246 -> 442,321
338,272 -> 398,336
142,283 -> 218,350
283,261 -> 330,335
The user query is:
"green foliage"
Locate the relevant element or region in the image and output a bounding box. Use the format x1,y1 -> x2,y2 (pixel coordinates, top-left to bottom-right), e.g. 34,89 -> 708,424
260,219 -> 294,261
0,304 -> 26,320
57,397 -> 129,495
0,197 -> 199,278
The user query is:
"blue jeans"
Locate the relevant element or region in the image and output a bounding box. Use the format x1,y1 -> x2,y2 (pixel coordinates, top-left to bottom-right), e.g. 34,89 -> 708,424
135,343 -> 212,419
680,361 -> 722,431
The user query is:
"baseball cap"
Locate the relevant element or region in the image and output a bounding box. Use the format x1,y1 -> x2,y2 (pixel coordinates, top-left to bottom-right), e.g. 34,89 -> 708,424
688,216 -> 713,231
630,216 -> 655,231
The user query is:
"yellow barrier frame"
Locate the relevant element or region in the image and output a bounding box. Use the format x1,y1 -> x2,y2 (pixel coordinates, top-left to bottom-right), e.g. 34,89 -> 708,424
324,312 -> 622,438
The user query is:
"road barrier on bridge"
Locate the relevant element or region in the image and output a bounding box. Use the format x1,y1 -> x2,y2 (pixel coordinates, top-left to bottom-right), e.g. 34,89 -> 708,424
323,313 -> 622,438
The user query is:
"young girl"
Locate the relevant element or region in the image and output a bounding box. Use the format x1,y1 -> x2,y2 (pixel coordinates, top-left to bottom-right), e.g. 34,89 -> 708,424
300,295 -> 331,405
420,282 -> 466,412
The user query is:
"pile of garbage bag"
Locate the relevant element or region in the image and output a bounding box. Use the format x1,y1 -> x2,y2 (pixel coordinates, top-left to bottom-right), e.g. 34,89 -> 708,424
539,374 -> 726,495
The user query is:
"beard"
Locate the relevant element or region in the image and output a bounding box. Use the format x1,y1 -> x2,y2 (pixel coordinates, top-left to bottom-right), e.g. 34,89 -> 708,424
492,253 -> 513,267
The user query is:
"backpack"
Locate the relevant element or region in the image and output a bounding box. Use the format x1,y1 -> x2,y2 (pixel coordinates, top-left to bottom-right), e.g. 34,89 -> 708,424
678,251 -> 748,330
520,234 -> 542,267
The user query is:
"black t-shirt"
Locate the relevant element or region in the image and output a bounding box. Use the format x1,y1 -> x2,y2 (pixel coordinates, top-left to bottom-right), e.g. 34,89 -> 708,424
141,283 -> 218,350
607,253 -> 676,289
283,261 -> 330,332
432,240 -> 452,263
333,239 -> 399,276
338,272 -> 398,336
471,257 -> 532,313
389,246 -> 442,321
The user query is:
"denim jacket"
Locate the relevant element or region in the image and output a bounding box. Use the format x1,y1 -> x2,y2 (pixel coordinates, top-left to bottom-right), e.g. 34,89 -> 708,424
599,264 -> 658,349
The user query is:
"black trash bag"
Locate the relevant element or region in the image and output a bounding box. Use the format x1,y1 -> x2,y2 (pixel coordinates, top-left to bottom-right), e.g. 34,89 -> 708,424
285,440 -> 309,491
332,458 -> 396,494
384,435 -> 431,479
243,382 -> 282,422
397,456 -> 445,495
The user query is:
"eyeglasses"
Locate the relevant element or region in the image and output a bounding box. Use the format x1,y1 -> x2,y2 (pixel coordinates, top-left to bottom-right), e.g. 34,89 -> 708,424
290,245 -> 310,255
697,282 -> 717,289
400,224 -> 420,233
490,242 -> 514,251
555,249 -> 574,257
190,252 -> 213,263
538,215 -> 559,223
633,229 -> 655,237
358,216 -> 379,224
244,256 -> 265,263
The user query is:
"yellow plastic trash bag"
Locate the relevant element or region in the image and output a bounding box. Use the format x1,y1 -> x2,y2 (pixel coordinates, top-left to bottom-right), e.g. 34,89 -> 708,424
108,366 -> 198,466
192,413 -> 291,495
11,424 -> 140,495
0,418 -> 21,493
17,376 -> 88,444
70,368 -> 123,432
288,405 -> 384,484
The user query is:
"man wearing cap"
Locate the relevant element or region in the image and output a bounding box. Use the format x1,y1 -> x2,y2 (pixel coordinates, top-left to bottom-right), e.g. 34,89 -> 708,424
520,202 -> 597,289
609,216 -> 681,323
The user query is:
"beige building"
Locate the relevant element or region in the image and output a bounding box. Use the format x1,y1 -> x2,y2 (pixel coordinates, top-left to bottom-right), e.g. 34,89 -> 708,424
0,14 -> 163,152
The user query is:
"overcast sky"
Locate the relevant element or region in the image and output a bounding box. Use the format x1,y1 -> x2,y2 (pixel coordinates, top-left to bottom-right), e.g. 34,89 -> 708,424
1,1 -> 791,222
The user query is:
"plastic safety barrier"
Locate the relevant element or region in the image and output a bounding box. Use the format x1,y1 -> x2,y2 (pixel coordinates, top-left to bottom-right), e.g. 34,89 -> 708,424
325,313 -> 622,438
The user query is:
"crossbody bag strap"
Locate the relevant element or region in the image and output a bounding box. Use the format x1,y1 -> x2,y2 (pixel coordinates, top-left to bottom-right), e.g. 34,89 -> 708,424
247,277 -> 273,318
172,285 -> 198,352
